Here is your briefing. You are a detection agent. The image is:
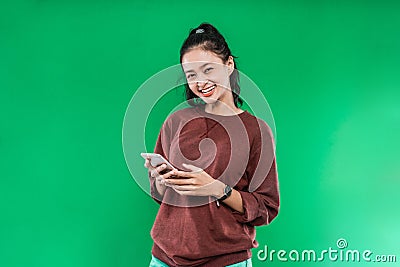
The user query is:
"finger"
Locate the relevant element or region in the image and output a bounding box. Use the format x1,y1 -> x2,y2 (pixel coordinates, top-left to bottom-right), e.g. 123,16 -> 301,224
150,169 -> 160,178
161,169 -> 178,179
172,187 -> 196,195
155,164 -> 167,173
164,178 -> 194,186
154,175 -> 168,185
144,158 -> 155,169
144,158 -> 150,168
155,175 -> 164,182
170,169 -> 195,178
159,169 -> 186,178
158,177 -> 167,185
163,181 -> 174,187
182,163 -> 203,173
172,185 -> 197,191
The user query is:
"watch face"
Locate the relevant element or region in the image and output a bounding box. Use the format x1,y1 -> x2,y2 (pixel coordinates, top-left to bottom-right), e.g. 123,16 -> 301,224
218,185 -> 232,201
224,185 -> 232,196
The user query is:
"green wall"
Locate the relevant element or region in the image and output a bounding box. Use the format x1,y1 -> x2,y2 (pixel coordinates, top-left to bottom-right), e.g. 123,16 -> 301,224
1,0 -> 399,266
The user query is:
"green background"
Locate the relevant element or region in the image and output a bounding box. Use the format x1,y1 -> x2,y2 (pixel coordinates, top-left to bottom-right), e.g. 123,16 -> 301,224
1,0 -> 399,266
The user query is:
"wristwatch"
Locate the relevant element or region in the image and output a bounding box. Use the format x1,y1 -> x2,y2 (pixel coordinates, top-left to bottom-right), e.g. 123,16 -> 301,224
218,184 -> 233,201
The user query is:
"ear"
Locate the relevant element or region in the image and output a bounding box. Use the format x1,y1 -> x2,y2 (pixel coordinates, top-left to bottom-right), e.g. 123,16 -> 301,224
226,55 -> 235,76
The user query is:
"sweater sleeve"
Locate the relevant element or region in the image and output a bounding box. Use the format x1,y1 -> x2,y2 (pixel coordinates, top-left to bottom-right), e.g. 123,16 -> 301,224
231,120 -> 280,226
149,120 -> 171,205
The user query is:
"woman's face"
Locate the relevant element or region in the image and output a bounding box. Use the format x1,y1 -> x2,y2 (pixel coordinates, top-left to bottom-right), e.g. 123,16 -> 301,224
181,48 -> 234,105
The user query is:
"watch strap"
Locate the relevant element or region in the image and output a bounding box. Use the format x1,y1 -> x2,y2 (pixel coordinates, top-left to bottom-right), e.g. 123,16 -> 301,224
218,184 -> 232,201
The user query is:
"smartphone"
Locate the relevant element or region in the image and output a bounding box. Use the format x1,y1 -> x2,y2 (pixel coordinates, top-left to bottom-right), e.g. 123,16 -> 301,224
140,153 -> 175,170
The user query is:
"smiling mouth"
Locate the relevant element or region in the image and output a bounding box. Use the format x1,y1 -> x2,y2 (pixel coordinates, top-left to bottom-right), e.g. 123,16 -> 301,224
199,85 -> 216,97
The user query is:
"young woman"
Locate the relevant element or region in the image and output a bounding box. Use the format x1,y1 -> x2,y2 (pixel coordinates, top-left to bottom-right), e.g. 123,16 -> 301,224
144,23 -> 280,267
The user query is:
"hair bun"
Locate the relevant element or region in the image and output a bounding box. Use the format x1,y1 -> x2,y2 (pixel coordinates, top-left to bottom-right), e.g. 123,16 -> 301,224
190,22 -> 219,36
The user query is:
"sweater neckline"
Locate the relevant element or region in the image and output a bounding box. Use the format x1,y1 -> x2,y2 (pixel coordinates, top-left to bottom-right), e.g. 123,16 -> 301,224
195,106 -> 249,120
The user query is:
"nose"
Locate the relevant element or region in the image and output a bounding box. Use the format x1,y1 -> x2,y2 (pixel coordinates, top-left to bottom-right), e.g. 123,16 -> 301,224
195,73 -> 208,89
196,80 -> 206,89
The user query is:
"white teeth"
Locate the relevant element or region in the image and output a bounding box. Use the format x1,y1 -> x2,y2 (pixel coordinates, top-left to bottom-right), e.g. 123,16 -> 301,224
201,85 -> 215,93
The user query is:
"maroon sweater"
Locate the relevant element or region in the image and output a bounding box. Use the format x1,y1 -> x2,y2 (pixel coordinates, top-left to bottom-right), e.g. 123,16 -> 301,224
150,106 -> 280,267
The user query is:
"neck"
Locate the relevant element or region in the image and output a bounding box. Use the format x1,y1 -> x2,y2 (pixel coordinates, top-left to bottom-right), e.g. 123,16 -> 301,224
204,99 -> 242,116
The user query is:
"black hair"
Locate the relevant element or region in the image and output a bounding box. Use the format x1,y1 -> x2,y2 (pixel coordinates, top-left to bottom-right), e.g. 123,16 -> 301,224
180,23 -> 243,107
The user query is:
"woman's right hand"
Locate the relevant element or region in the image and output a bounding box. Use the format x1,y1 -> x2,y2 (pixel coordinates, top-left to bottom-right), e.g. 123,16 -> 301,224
144,158 -> 174,196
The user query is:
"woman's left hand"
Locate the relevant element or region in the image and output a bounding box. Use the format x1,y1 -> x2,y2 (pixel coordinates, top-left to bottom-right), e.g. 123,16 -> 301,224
163,163 -> 225,197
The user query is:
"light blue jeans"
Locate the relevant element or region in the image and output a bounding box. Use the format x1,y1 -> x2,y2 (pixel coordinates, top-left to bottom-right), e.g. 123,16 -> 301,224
149,255 -> 252,267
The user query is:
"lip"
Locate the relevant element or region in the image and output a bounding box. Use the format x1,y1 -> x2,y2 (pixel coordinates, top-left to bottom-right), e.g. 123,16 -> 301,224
198,84 -> 216,97
199,84 -> 215,92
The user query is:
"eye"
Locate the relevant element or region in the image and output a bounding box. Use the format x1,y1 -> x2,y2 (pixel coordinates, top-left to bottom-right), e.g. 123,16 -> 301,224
187,73 -> 196,79
204,67 -> 213,73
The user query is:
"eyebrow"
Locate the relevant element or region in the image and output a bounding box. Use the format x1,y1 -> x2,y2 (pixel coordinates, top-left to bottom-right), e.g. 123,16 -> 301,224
183,63 -> 212,73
